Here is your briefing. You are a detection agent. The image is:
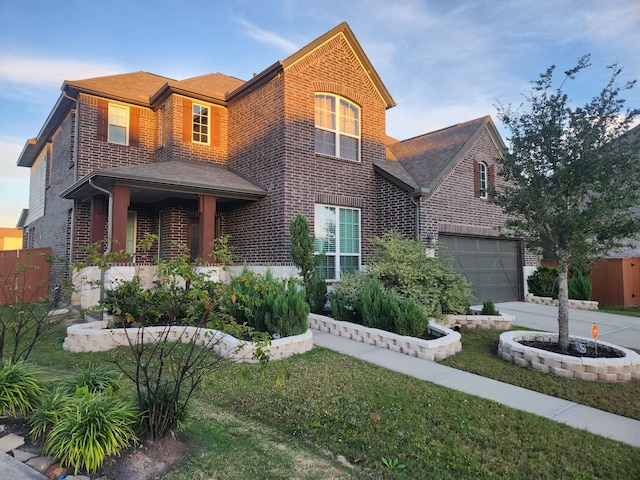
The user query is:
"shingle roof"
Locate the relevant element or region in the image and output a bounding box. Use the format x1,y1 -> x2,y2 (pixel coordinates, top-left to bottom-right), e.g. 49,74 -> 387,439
378,116 -> 496,195
65,71 -> 174,105
61,159 -> 267,203
172,73 -> 245,99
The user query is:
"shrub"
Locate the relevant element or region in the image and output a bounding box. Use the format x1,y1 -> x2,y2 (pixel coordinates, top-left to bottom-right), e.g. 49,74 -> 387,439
290,214 -> 327,312
368,232 -> 471,317
0,360 -> 43,417
306,274 -> 328,314
527,265 -> 559,298
43,386 -> 139,474
328,271 -> 373,323
29,388 -> 67,440
59,363 -> 123,395
569,273 -> 592,300
361,280 -> 399,332
229,269 -> 309,337
481,300 -> 500,316
394,298 -> 429,337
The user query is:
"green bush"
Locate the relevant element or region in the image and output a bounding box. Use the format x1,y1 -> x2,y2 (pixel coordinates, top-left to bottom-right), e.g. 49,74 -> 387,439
328,271 -> 373,323
569,272 -> 592,301
527,265 -> 559,298
228,269 -> 309,337
481,300 -> 500,316
306,274 -> 328,314
367,232 -> 471,317
0,360 -> 43,417
29,388 -> 67,440
60,363 -> 123,395
361,280 -> 399,332
394,298 -> 430,337
43,386 -> 139,474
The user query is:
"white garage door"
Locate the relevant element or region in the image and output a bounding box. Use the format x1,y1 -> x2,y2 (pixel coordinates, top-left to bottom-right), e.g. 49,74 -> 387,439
439,235 -> 522,303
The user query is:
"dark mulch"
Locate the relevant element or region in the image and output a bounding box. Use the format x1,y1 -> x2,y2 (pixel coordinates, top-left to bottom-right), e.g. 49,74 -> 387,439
519,340 -> 625,358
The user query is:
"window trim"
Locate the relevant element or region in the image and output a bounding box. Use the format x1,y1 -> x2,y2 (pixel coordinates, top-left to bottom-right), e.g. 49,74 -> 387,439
314,204 -> 361,282
108,103 -> 130,145
314,93 -> 361,162
479,161 -> 488,199
192,102 -> 210,145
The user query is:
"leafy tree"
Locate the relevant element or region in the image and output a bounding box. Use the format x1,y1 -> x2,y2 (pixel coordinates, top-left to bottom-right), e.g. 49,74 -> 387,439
495,55 -> 640,350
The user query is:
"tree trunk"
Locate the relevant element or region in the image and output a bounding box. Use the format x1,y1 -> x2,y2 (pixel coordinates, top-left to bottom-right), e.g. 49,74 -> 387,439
557,263 -> 570,351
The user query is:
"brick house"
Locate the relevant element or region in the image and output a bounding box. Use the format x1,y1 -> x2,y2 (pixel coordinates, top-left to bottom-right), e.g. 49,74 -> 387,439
16,22 -> 533,306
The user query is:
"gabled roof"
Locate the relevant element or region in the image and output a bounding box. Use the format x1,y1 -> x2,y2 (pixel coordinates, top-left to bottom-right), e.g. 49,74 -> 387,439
60,160 -> 267,204
376,116 -> 505,196
228,22 -> 396,109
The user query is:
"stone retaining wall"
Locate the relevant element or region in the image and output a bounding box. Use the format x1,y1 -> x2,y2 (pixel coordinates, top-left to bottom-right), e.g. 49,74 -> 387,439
498,331 -> 640,382
438,313 -> 513,330
526,294 -> 599,311
63,321 -> 313,363
308,314 -> 461,361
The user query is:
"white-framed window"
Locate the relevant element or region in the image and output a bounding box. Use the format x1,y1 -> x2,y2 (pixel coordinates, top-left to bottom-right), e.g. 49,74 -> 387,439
108,104 -> 129,145
315,94 -> 360,161
125,211 -> 137,254
314,204 -> 361,281
192,103 -> 209,144
478,161 -> 488,199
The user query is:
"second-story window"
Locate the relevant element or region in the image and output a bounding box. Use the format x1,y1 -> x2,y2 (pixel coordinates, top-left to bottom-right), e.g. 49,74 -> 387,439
315,94 -> 360,161
478,162 -> 488,199
192,103 -> 209,144
108,104 -> 129,145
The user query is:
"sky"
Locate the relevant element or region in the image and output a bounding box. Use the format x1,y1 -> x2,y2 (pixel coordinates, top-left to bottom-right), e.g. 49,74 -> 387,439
1,0 -> 639,227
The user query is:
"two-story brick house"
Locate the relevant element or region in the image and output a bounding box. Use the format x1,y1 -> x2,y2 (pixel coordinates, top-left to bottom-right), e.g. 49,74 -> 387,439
16,22 -> 533,305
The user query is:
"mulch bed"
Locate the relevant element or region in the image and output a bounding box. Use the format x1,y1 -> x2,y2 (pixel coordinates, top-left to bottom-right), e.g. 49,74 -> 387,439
518,340 -> 625,358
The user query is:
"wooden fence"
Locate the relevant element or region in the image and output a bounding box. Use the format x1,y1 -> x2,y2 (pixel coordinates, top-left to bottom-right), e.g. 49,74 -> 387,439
0,248 -> 51,305
591,257 -> 640,308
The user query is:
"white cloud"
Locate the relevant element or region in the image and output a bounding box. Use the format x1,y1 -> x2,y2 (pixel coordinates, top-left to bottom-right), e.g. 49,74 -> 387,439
0,55 -> 122,87
0,137 -> 29,227
234,17 -> 299,54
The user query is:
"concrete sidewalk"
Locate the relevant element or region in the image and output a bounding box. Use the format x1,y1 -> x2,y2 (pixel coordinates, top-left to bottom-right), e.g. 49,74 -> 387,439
312,330 -> 640,448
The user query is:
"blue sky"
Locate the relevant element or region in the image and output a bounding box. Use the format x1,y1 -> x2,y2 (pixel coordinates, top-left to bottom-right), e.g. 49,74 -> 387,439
1,0 -> 639,227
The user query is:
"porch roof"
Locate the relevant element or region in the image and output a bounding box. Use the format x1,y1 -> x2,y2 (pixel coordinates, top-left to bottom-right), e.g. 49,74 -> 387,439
61,159 -> 268,203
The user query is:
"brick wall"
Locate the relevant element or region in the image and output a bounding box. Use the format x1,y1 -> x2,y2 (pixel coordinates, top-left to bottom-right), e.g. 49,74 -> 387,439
226,34 -> 388,265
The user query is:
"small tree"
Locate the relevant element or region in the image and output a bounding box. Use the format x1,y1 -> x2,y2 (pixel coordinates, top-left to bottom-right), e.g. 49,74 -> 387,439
290,213 -> 327,313
495,55 -> 640,350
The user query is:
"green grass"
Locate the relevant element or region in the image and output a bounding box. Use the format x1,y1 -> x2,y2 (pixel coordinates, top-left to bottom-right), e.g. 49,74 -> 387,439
599,305 -> 640,317
11,318 -> 640,479
439,328 -> 640,420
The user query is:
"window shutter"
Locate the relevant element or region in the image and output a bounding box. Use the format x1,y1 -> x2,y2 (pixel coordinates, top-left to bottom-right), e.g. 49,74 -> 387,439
473,160 -> 480,198
97,99 -> 108,142
488,164 -> 496,198
182,99 -> 193,143
210,107 -> 221,147
129,107 -> 140,147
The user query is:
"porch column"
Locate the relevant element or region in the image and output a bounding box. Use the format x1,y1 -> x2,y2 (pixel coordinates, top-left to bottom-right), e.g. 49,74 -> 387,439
111,184 -> 131,254
198,194 -> 217,260
90,195 -> 108,251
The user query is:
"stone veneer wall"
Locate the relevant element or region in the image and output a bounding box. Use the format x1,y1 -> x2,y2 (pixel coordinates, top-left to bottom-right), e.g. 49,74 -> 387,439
63,321 -> 313,363
498,331 -> 640,382
308,314 -> 461,361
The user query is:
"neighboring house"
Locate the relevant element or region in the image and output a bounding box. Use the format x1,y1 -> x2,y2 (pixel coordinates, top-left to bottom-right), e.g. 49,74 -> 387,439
16,22 -> 533,306
0,227 -> 22,250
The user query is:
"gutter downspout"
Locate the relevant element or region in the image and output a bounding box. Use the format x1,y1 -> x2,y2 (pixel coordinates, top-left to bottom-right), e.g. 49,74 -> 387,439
410,188 -> 429,241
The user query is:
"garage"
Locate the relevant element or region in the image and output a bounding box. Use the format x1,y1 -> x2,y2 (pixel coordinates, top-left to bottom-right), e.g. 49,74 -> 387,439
439,235 -> 522,304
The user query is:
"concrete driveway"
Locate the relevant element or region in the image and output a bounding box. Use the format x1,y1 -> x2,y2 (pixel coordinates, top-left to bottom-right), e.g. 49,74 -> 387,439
495,301 -> 640,350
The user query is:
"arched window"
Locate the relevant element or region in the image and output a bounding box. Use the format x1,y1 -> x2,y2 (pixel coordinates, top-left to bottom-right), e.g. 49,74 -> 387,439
315,94 -> 360,161
474,160 -> 494,199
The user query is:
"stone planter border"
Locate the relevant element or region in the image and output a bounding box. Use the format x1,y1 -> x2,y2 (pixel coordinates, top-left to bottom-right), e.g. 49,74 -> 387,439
526,294 -> 599,311
63,320 -> 313,363
308,314 -> 461,361
498,330 -> 640,382
438,312 -> 513,331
